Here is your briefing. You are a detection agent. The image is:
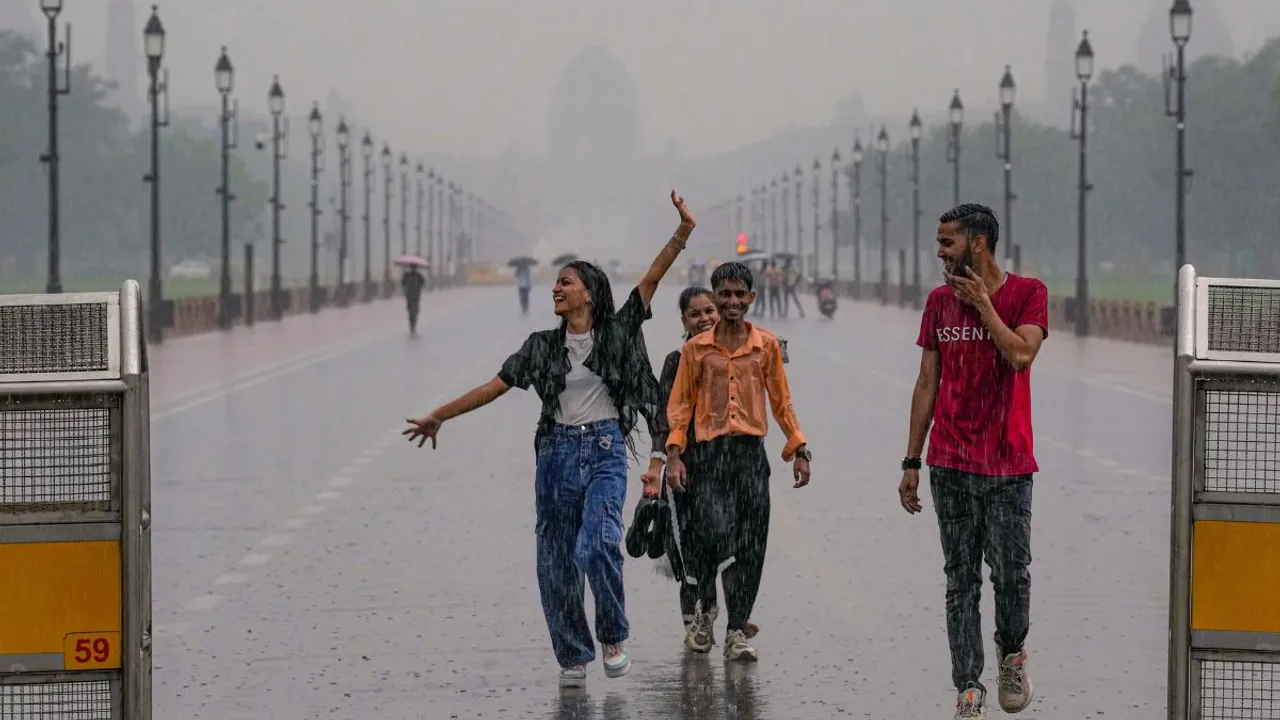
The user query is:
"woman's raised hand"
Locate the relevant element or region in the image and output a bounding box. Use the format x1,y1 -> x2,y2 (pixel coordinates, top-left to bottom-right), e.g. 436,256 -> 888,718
671,190 -> 695,229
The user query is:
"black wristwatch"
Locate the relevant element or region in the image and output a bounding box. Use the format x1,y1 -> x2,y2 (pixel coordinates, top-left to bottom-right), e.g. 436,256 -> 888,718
901,456 -> 922,471
795,446 -> 812,462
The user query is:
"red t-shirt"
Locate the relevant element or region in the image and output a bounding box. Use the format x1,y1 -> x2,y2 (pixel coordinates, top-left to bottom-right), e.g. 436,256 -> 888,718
915,274 -> 1049,476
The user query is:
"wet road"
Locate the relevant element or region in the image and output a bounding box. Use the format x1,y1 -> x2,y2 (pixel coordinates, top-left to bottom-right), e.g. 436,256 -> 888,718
149,286 -> 1174,719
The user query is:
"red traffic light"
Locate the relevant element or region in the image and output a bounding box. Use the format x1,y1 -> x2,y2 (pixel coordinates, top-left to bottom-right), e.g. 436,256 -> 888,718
736,233 -> 749,255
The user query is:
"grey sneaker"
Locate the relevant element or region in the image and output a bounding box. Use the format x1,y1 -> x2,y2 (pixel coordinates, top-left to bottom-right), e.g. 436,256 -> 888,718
685,612 -> 715,653
558,665 -> 586,688
997,649 -> 1034,712
722,629 -> 758,662
954,686 -> 987,718
602,643 -> 630,678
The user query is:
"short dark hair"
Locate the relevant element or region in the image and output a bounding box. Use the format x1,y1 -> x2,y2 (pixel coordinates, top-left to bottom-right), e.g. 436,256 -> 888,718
711,261 -> 753,291
939,203 -> 1000,253
678,285 -> 712,313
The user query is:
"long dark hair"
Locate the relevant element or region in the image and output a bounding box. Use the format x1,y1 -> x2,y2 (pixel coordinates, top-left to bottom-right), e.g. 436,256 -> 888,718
550,260 -> 657,459
678,285 -> 712,340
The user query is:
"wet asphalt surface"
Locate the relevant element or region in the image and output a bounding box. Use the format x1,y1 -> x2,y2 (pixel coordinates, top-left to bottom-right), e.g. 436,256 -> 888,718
148,285 -> 1173,719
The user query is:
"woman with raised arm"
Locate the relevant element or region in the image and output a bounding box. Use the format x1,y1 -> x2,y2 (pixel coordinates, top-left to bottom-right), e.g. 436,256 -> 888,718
403,191 -> 696,688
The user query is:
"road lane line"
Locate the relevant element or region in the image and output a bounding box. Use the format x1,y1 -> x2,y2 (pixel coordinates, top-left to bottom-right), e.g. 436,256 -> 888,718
150,291 -> 497,421
240,553 -> 272,566
182,594 -> 223,612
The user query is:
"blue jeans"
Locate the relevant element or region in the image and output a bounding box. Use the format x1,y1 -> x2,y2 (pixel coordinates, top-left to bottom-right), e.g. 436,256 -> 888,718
535,419 -> 629,668
929,467 -> 1033,692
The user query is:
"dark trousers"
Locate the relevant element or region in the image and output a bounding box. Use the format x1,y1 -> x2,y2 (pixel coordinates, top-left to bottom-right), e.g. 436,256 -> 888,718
405,294 -> 421,331
518,286 -> 530,314
680,435 -> 771,631
928,466 -> 1033,692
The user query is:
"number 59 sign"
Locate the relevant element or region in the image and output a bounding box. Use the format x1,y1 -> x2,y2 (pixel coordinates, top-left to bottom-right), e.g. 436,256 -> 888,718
62,632 -> 121,670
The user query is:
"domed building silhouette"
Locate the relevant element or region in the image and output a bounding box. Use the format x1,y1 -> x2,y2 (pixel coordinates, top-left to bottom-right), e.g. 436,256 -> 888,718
544,46 -> 646,254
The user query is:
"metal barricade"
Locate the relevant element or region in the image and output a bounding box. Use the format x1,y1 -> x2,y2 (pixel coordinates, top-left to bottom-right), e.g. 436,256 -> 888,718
0,281 -> 151,719
1170,265 -> 1280,719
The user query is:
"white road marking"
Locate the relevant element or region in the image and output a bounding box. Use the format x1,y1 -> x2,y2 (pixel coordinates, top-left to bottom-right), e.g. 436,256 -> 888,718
317,491 -> 341,500
153,622 -> 191,637
240,553 -> 272,566
283,517 -> 311,529
298,504 -> 325,515
214,573 -> 249,586
328,476 -> 353,488
261,534 -> 291,547
183,594 -> 223,612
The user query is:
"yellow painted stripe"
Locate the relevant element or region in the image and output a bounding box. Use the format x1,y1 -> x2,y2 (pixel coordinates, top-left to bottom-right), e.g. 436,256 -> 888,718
1192,520 -> 1280,633
0,541 -> 120,655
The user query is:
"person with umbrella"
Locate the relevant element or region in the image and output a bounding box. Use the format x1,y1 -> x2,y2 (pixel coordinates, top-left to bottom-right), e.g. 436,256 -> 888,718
403,191 -> 697,687
508,257 -> 538,315
395,255 -> 429,335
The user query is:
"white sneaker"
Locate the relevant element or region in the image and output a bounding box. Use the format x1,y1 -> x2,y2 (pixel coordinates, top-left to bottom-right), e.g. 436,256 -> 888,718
602,643 -> 630,678
996,649 -> 1034,712
722,629 -> 758,662
558,665 -> 586,688
954,685 -> 987,718
685,612 -> 715,653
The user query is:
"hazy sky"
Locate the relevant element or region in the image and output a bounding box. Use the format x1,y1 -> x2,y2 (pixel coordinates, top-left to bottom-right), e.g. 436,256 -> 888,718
41,1 -> 1280,157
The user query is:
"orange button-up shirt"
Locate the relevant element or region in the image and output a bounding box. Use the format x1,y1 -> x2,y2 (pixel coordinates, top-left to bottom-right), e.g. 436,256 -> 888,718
666,323 -> 806,461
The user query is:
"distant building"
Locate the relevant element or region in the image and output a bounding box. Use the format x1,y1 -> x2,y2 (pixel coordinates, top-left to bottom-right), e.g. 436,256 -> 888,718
1043,0 -> 1078,127
105,0 -> 140,115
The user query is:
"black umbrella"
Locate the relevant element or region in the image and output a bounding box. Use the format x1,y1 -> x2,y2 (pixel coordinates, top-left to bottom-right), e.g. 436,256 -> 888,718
551,252 -> 578,266
507,256 -> 538,268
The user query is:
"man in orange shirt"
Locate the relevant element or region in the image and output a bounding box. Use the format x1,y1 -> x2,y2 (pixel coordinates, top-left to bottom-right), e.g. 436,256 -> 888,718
665,261 -> 812,662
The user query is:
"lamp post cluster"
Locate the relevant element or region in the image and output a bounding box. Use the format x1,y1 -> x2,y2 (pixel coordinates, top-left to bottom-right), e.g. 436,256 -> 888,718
710,2 -> 1193,337
34,3 -> 508,344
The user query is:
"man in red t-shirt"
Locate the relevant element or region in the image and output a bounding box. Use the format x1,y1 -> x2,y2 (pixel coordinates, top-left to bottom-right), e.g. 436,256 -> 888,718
898,203 -> 1048,719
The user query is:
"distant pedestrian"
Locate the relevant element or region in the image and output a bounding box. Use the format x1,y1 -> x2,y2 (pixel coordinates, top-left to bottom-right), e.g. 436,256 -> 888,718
897,203 -> 1047,718
404,191 -> 696,688
401,267 -> 425,335
665,261 -> 811,663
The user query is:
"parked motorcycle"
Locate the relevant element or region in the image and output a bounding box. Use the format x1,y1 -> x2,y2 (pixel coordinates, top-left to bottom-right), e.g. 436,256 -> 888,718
815,279 -> 838,318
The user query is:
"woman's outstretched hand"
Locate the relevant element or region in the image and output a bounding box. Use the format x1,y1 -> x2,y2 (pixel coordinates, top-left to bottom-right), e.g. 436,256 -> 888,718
671,190 -> 695,229
403,415 -> 443,449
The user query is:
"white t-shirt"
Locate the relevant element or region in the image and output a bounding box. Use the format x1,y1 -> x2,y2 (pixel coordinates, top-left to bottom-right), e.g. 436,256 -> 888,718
554,331 -> 620,426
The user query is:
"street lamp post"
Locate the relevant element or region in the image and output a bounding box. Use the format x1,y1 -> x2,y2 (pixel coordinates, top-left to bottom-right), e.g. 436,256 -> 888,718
793,166 -> 803,264
811,158 -> 820,281
380,143 -> 391,295
307,104 -> 323,313
780,172 -> 790,257
361,133 -> 374,301
447,182 -> 458,281
909,109 -> 923,308
434,174 -> 444,283
214,46 -> 237,329
143,6 -> 168,343
830,149 -> 840,284
415,163 -> 424,257
876,126 -> 890,306
267,76 -> 288,320
850,135 -> 863,299
426,169 -> 436,282
996,66 -> 1018,273
1165,0 -> 1193,306
1071,31 -> 1095,337
947,89 -> 964,206
39,0 -> 71,294
399,154 -> 409,263
335,118 -> 351,306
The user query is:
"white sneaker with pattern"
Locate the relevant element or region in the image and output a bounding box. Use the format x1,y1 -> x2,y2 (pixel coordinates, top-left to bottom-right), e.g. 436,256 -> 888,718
954,685 -> 987,718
